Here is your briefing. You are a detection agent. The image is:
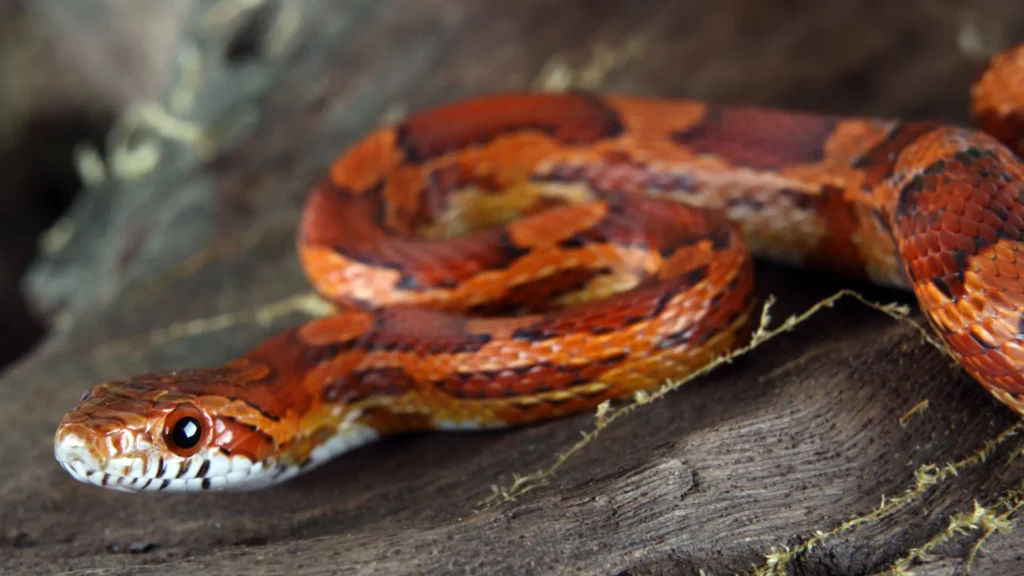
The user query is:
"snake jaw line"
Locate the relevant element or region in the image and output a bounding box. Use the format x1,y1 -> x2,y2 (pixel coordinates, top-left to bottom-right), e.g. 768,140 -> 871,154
53,394 -> 386,493
54,427 -> 272,493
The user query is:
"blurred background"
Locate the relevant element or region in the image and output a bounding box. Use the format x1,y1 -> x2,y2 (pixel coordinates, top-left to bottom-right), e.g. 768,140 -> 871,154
0,0 -> 191,368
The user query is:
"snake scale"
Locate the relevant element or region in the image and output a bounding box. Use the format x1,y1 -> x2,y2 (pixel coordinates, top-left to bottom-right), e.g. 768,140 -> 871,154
54,43 -> 1024,492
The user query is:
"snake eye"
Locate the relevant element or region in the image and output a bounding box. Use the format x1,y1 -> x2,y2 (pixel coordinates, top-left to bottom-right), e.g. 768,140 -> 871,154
162,405 -> 209,457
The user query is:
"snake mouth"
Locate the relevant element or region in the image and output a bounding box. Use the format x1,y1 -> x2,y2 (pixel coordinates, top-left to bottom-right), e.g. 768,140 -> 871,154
55,405 -> 383,492
53,430 -> 290,493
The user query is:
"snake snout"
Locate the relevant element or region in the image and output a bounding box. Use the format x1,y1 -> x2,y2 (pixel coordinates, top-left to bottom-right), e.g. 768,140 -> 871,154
54,422 -> 157,492
53,429 -> 92,470
53,425 -> 131,492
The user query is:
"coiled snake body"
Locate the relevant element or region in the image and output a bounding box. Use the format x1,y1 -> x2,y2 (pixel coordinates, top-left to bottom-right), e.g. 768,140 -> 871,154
55,45 -> 1024,492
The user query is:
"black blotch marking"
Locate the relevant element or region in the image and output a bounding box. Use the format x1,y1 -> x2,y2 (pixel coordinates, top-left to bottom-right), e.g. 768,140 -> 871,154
511,325 -> 543,341
656,244 -> 676,258
558,234 -> 588,249
156,457 -> 166,478
618,274 -> 700,327
393,123 -> 416,162
923,159 -> 946,176
496,230 -> 532,262
710,229 -> 732,250
683,265 -> 709,286
951,249 -> 970,271
202,478 -> 212,490
853,122 -> 938,182
196,459 -> 211,479
396,273 -> 459,291
394,274 -> 422,291
655,327 -> 696,350
931,278 -> 954,300
300,339 -> 348,369
176,461 -> 190,479
895,173 -> 926,220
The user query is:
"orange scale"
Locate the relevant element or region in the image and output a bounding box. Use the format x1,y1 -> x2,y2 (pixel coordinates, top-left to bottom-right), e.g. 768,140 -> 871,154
1001,340 -> 1024,365
382,165 -> 428,207
961,266 -> 991,294
490,370 -> 525,394
984,316 -> 1022,344
940,210 -> 963,233
931,300 -> 963,331
491,137 -> 562,180
995,256 -> 1020,279
967,350 -> 1005,378
982,288 -> 1015,314
947,194 -> 966,215
972,188 -> 995,210
526,366 -> 579,392
491,344 -> 559,369
978,208 -> 1003,230
480,378 -> 515,399
1001,287 -> 1024,310
971,255 -> 1000,278
963,198 -> 986,222
961,291 -> 990,317
328,129 -> 401,192
298,311 -> 376,346
575,360 -> 616,381
455,275 -> 509,305
998,275 -> 1024,294
983,346 -> 1017,374
994,241 -> 1019,263
919,255 -> 944,281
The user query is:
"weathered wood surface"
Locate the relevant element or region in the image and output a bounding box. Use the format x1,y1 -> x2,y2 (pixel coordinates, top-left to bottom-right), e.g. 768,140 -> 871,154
4,1 -> 1024,574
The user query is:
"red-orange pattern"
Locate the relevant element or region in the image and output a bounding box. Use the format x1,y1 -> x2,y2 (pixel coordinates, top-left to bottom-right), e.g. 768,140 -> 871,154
54,44 -> 1024,490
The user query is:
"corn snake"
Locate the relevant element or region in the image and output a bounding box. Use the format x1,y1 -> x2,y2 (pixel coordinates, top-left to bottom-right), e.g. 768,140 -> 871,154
54,43 -> 1024,493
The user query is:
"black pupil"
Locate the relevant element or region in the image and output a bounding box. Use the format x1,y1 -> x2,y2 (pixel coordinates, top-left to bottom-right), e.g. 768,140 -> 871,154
171,417 -> 202,449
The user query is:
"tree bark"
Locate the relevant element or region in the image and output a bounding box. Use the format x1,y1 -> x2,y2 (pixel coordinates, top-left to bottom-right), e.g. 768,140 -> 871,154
4,1 -> 1024,574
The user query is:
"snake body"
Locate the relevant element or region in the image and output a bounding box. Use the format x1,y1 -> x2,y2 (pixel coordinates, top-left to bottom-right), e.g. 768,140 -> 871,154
55,44 -> 1024,492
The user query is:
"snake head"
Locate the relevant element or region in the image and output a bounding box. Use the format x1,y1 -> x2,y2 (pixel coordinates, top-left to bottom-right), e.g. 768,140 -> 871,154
53,366 -> 291,493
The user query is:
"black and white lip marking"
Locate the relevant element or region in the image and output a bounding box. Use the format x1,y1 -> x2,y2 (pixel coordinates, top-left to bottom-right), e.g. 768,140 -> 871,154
54,419 -> 382,492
